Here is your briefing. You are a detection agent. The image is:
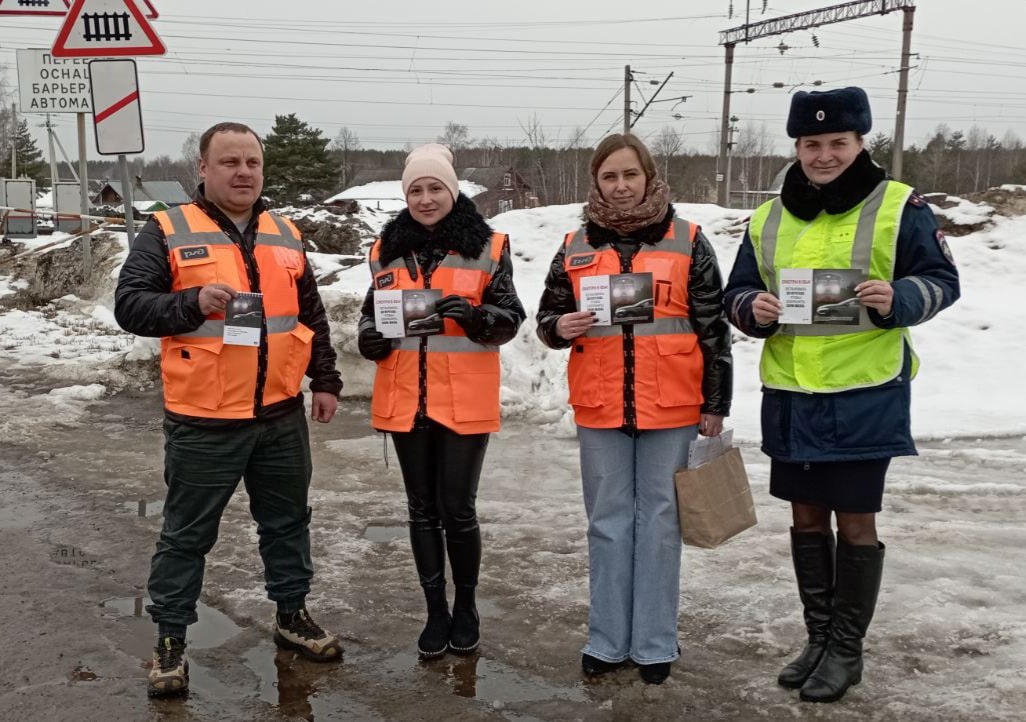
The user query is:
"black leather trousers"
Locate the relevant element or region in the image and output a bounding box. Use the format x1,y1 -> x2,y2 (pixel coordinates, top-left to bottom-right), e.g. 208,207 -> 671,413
390,418 -> 489,589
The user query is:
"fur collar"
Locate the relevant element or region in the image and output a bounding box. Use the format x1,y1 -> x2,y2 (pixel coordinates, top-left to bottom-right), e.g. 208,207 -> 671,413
377,194 -> 492,266
780,149 -> 887,221
585,206 -> 675,247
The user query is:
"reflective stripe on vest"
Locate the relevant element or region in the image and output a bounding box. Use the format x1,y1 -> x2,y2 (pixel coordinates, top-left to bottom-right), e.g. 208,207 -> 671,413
749,179 -> 918,392
562,219 -> 704,430
368,232 -> 506,434
155,204 -> 313,419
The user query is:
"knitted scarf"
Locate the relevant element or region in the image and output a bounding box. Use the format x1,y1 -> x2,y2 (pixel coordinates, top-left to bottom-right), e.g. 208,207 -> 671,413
584,178 -> 671,235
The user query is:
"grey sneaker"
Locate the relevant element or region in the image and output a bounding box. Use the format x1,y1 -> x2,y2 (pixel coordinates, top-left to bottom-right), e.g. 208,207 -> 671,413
147,636 -> 188,697
273,609 -> 343,662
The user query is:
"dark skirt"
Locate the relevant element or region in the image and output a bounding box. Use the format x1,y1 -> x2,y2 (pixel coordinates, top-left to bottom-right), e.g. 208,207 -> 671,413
769,458 -> 891,513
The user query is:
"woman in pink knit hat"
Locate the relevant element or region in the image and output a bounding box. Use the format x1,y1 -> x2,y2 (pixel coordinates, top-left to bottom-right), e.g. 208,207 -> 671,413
357,143 -> 525,659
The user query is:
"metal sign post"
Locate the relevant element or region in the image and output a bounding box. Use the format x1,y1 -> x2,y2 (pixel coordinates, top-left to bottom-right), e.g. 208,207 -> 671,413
88,58 -> 144,248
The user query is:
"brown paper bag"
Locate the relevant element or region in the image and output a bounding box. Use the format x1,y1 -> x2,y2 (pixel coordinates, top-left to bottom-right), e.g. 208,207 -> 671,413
674,446 -> 757,549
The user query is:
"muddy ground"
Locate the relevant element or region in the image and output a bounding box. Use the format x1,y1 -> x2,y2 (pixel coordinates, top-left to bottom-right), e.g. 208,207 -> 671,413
1,357 -> 1023,721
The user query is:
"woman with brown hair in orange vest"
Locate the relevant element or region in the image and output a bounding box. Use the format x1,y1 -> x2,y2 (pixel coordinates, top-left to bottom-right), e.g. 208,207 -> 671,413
357,144 -> 526,659
537,133 -> 733,684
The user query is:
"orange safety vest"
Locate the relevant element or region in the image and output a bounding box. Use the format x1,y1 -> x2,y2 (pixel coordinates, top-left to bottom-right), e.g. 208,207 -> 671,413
563,220 -> 703,429
368,232 -> 507,434
154,203 -> 314,419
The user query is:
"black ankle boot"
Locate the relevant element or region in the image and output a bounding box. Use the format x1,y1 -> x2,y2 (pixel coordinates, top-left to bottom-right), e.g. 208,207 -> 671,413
448,585 -> 480,654
800,540 -> 885,703
418,584 -> 451,659
778,529 -> 836,689
639,662 -> 671,685
581,653 -> 619,676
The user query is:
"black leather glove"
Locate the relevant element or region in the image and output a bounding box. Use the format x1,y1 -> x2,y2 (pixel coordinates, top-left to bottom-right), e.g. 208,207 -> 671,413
358,327 -> 393,361
435,294 -> 483,331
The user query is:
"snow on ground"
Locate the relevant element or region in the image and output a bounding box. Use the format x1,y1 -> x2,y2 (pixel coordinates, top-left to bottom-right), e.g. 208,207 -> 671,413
931,194 -> 995,227
1,195 -> 1024,718
324,180 -> 487,214
2,194 -> 1025,442
329,195 -> 1026,440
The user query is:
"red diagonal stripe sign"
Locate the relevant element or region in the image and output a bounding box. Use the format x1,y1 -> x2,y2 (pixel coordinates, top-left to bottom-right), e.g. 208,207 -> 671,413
94,89 -> 138,122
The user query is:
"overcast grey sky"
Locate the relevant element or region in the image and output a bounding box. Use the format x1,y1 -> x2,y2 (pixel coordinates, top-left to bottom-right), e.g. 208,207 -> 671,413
2,0 -> 1024,162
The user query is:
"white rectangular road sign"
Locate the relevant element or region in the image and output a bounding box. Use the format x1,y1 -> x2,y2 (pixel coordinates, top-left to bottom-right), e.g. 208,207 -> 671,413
16,48 -> 92,114
3,179 -> 38,239
89,58 -> 143,154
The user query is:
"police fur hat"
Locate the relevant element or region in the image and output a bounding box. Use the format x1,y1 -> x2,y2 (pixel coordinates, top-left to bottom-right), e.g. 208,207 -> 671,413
786,86 -> 872,139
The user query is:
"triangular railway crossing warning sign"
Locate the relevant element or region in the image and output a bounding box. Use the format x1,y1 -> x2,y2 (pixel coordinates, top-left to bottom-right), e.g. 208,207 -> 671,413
0,0 -> 156,17
51,0 -> 165,58
0,0 -> 71,16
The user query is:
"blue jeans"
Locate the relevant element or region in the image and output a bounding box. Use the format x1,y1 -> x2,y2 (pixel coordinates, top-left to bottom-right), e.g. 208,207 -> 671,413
578,425 -> 697,664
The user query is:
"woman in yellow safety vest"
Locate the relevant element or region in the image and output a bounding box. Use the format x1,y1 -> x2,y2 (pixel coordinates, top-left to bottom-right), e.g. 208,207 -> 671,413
537,133 -> 733,685
724,87 -> 960,703
357,144 -> 525,659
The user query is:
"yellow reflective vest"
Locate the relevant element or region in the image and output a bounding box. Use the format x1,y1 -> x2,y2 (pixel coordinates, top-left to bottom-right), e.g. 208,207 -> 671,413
748,179 -> 919,393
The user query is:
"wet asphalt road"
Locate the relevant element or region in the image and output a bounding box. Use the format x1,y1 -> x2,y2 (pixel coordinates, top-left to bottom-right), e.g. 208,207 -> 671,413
1,364 -> 1024,721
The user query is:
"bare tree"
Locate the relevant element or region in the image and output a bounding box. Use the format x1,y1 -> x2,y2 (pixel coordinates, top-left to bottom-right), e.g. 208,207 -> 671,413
966,125 -> 987,193
0,62 -> 13,170
180,132 -> 201,190
438,121 -> 472,152
332,126 -> 362,187
651,126 -> 684,183
475,136 -> 503,167
519,115 -> 548,203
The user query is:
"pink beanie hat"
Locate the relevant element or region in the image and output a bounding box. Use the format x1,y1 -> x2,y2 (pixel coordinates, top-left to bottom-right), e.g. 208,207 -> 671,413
401,143 -> 459,201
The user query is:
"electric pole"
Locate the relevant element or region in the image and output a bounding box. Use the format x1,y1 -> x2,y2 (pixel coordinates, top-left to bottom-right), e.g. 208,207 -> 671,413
624,65 -> 632,135
716,0 -> 917,204
892,6 -> 915,180
46,115 -> 59,192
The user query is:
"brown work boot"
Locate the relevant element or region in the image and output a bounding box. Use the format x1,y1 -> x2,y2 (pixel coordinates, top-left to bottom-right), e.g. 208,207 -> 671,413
147,636 -> 188,697
273,608 -> 344,662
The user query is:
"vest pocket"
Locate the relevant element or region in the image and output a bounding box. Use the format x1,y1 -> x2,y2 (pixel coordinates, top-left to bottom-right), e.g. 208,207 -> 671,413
654,334 -> 703,407
449,352 -> 500,422
279,323 -> 315,399
567,344 -> 602,408
163,338 -> 224,410
371,351 -> 400,418
174,249 -> 219,287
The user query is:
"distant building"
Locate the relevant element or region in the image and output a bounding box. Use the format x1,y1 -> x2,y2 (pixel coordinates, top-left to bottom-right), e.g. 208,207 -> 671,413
93,177 -> 190,207
336,166 -> 533,217
457,167 -> 533,217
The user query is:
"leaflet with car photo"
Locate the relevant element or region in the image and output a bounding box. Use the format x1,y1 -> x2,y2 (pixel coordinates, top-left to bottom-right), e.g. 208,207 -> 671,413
374,289 -> 444,338
578,272 -> 654,326
778,268 -> 866,325
223,292 -> 263,346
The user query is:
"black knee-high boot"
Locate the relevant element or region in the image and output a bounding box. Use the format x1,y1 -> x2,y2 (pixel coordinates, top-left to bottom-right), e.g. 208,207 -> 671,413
800,539 -> 885,703
409,522 -> 450,658
778,529 -> 836,688
446,524 -> 481,654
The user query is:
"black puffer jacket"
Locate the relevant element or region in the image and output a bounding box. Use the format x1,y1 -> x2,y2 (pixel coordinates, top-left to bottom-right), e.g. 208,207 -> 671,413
358,194 -> 525,345
114,187 -> 343,426
536,207 -> 732,420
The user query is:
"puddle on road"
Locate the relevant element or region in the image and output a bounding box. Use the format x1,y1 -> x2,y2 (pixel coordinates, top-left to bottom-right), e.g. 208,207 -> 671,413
243,643 -> 386,721
101,596 -> 242,650
364,524 -> 407,543
121,499 -> 165,517
384,651 -> 585,706
70,665 -> 99,682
